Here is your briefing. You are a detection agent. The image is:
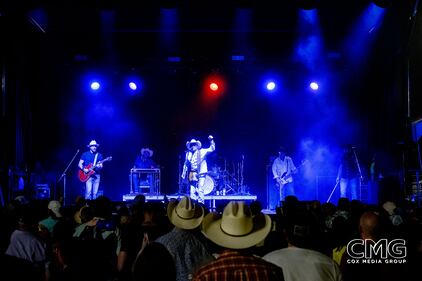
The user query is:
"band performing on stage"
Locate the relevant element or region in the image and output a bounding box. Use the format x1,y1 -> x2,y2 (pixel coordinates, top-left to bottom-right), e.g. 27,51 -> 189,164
73,134 -> 379,209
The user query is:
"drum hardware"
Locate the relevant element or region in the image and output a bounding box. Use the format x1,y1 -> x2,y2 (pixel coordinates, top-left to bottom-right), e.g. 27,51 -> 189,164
190,155 -> 248,196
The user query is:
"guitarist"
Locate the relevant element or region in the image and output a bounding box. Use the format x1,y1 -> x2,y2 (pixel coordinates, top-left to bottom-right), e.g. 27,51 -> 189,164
181,135 -> 215,203
272,147 -> 297,203
78,140 -> 103,200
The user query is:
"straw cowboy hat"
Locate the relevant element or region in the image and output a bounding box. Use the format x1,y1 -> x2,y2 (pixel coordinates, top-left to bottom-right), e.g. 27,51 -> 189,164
48,200 -> 62,218
87,140 -> 100,147
382,201 -> 397,216
186,139 -> 202,150
167,196 -> 204,230
141,148 -> 154,157
202,201 -> 271,249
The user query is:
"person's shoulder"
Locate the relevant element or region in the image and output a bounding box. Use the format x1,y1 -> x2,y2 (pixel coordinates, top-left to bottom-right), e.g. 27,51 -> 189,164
263,248 -> 287,260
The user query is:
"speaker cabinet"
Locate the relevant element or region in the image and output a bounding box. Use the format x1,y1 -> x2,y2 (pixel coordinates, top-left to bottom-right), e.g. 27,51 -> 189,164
34,184 -> 50,200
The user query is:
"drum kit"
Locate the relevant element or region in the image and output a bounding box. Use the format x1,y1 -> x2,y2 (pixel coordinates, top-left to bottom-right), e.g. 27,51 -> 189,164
177,154 -> 248,196
202,164 -> 242,195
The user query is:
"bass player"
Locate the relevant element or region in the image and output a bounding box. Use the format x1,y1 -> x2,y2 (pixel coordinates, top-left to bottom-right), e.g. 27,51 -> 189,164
272,146 -> 297,203
78,140 -> 104,200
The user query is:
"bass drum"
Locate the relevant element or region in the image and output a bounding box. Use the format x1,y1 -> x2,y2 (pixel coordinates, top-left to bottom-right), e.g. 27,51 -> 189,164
201,175 -> 215,195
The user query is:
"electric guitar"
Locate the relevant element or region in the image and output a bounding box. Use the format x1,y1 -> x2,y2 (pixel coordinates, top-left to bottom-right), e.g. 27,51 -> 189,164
78,156 -> 112,182
275,159 -> 309,187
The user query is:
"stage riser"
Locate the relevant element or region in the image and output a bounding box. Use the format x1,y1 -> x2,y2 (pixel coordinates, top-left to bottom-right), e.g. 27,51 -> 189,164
123,193 -> 257,210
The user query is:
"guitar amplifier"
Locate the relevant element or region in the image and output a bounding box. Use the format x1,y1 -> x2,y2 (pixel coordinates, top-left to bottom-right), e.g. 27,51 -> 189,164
34,184 -> 50,200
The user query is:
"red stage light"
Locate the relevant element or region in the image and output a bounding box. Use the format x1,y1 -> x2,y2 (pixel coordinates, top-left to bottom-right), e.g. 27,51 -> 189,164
209,82 -> 219,91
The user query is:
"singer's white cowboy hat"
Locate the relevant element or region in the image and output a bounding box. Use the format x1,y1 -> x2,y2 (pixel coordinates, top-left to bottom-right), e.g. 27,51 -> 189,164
201,201 -> 271,249
87,140 -> 100,147
186,139 -> 202,150
167,196 -> 204,230
141,148 -> 154,157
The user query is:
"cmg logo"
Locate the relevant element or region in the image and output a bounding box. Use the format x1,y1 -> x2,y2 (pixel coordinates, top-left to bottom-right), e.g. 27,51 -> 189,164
346,239 -> 406,259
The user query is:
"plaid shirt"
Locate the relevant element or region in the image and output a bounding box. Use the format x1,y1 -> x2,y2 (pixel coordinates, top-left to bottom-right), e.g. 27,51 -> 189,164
193,250 -> 285,281
156,227 -> 214,281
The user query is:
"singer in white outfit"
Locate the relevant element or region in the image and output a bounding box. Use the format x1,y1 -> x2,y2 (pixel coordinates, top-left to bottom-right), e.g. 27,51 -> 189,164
181,135 -> 215,203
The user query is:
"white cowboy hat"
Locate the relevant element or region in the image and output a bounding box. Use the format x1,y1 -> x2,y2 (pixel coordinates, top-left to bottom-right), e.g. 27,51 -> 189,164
382,201 -> 397,216
201,201 -> 271,249
167,196 -> 204,230
87,140 -> 100,147
186,139 -> 202,150
48,200 -> 62,218
141,148 -> 154,157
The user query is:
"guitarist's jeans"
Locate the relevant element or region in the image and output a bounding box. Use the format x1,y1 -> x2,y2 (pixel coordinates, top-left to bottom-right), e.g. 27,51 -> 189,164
279,182 -> 295,203
339,177 -> 359,200
190,177 -> 205,204
85,174 -> 100,200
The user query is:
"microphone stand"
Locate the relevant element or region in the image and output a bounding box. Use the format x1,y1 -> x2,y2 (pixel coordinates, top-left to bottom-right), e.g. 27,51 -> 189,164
177,152 -> 189,195
177,154 -> 182,194
352,148 -> 364,182
240,155 -> 247,194
57,149 -> 80,206
352,147 -> 364,200
326,181 -> 340,203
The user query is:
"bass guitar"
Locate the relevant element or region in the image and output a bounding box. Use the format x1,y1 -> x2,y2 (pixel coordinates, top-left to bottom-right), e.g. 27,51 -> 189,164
275,159 -> 309,187
78,156 -> 112,182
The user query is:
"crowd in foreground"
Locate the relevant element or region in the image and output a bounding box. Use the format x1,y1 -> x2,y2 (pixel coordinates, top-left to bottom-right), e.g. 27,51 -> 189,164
1,193 -> 421,281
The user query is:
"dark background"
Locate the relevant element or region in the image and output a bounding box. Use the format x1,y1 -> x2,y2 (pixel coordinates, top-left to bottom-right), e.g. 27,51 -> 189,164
1,0 -> 421,205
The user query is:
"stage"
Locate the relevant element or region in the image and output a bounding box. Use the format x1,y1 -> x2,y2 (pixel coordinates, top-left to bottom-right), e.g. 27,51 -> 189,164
123,193 -> 258,210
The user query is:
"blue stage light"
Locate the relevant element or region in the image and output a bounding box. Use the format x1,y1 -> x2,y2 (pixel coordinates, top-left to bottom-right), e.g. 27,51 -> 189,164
129,82 -> 137,91
310,82 -> 319,90
90,81 -> 101,91
266,81 -> 276,91
232,55 -> 245,61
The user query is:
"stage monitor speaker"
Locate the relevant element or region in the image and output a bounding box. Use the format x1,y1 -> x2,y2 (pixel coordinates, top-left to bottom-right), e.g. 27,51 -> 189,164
34,184 -> 50,200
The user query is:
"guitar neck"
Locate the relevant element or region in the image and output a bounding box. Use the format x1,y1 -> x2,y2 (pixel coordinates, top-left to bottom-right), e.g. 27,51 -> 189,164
88,158 -> 109,170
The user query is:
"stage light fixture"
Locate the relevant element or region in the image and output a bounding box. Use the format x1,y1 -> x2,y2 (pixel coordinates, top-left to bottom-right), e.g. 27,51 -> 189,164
125,76 -> 143,94
232,55 -> 245,61
266,81 -> 276,91
203,73 -> 226,99
310,82 -> 319,90
167,56 -> 181,62
90,81 -> 101,91
129,82 -> 137,91
209,83 -> 219,92
372,0 -> 393,8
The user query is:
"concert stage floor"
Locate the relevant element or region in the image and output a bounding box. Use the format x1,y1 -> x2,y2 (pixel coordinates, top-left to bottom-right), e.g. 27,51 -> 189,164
122,193 -> 258,210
